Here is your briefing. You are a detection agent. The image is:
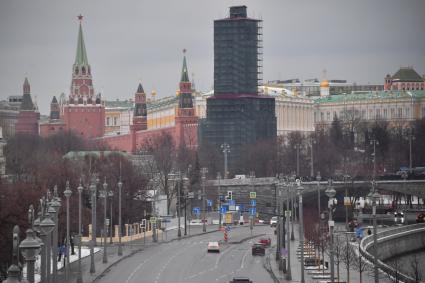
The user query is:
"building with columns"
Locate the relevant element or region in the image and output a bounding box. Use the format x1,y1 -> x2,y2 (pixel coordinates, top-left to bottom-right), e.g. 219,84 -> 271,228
384,67 -> 425,91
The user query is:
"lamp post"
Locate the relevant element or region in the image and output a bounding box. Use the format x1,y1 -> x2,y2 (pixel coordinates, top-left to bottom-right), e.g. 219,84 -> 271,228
316,172 -> 322,216
217,172 -> 222,230
407,128 -> 415,173
297,179 -> 305,283
249,171 -> 255,235
325,179 -> 336,283
370,139 -> 379,181
168,171 -> 182,237
201,167 -> 208,232
19,227 -> 41,283
64,181 -> 72,283
77,181 -> 84,283
50,186 -> 61,283
3,224 -> 22,283
34,202 -> 46,283
221,143 -> 230,179
118,179 -> 123,255
310,137 -> 316,178
89,175 -> 97,273
343,174 -> 351,230
290,174 -> 295,241
183,176 -> 189,236
42,203 -> 55,283
369,182 -> 381,283
294,144 -> 301,176
108,190 -> 114,244
275,176 -> 282,262
101,178 -> 108,263
286,179 -> 292,280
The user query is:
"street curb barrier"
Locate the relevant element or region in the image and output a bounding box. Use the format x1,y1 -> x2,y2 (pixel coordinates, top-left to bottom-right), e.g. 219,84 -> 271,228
263,244 -> 280,283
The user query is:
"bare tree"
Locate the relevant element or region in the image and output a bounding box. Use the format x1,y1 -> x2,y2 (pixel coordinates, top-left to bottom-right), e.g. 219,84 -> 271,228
408,254 -> 423,283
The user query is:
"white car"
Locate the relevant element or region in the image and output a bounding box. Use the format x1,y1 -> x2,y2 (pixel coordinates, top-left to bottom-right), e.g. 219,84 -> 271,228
270,216 -> 278,227
207,241 -> 220,253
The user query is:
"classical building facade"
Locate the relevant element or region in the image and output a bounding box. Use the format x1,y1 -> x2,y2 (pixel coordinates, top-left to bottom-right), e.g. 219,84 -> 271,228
384,67 -> 425,91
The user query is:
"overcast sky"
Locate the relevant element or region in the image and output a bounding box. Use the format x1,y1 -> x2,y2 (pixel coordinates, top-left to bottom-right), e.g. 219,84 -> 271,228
1,0 -> 425,115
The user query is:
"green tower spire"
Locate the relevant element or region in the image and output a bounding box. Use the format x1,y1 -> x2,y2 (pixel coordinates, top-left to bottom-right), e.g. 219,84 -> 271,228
74,15 -> 89,66
180,49 -> 190,82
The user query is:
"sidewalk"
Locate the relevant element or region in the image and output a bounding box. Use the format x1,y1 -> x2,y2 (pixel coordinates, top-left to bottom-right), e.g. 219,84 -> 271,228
59,224 -> 218,283
268,223 -> 385,283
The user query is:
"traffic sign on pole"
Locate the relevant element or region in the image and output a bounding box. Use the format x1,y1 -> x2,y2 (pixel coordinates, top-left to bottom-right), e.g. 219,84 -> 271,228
220,206 -> 227,214
250,199 -> 256,206
228,199 -> 235,206
249,192 -> 256,199
193,207 -> 201,215
207,199 -> 213,207
249,207 -> 256,216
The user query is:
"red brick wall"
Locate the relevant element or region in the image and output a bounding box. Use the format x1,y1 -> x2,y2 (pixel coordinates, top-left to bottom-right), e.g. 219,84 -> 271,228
39,123 -> 66,137
63,105 -> 105,139
15,111 -> 39,135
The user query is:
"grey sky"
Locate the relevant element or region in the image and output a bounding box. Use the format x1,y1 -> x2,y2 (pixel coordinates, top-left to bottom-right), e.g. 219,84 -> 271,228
1,0 -> 424,115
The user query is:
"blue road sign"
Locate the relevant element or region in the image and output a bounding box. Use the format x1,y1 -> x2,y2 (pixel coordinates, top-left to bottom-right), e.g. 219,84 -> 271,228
239,204 -> 244,211
193,207 -> 201,215
249,207 -> 256,216
228,199 -> 235,206
207,199 -> 212,207
225,225 -> 231,232
220,206 -> 227,214
250,199 -> 256,206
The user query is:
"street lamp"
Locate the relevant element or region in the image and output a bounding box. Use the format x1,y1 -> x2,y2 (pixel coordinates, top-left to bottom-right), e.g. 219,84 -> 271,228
406,128 -> 415,173
108,189 -> 114,244
101,178 -> 108,263
2,264 -> 21,283
220,143 -> 230,179
217,172 -> 222,230
325,179 -> 337,283
117,178 -> 123,255
297,179 -> 305,283
64,181 -> 72,283
286,179 -> 292,280
50,186 -> 61,283
249,171 -> 255,235
76,181 -> 84,283
370,139 -> 379,181
33,202 -> 46,283
41,204 -> 55,283
294,144 -> 301,176
290,174 -> 296,241
183,175 -> 189,236
168,171 -> 182,238
310,137 -> 316,178
369,182 -> 381,283
89,175 -> 97,273
201,167 -> 208,232
20,228 -> 41,283
316,172 -> 322,216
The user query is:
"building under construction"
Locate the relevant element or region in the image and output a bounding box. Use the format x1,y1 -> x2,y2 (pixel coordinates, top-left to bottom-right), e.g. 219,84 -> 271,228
201,6 -> 276,174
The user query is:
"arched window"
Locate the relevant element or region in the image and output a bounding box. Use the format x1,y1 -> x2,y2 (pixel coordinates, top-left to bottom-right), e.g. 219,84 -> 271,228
82,67 -> 86,75
75,67 -> 79,75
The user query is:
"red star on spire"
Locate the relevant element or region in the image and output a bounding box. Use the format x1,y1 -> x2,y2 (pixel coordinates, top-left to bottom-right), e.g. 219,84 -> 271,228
183,48 -> 187,54
78,14 -> 83,21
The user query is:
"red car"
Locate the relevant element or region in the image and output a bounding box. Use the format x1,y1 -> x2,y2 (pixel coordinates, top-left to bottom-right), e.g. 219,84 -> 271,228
416,212 -> 425,223
258,237 -> 271,247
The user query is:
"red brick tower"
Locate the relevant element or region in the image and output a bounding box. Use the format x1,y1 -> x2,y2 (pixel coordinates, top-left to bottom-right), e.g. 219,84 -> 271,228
131,83 -> 147,152
62,15 -> 105,139
175,50 -> 198,148
15,78 -> 40,135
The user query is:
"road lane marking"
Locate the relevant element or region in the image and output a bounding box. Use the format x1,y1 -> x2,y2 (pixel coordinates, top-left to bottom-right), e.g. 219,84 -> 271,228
125,259 -> 148,283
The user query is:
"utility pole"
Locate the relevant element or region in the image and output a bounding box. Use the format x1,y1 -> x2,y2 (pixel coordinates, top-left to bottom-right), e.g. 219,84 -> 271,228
221,143 -> 230,179
217,172 -> 222,229
201,167 -> 208,232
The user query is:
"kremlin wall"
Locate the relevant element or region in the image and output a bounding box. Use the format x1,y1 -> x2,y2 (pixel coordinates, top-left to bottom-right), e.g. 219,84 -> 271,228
5,15 -> 425,154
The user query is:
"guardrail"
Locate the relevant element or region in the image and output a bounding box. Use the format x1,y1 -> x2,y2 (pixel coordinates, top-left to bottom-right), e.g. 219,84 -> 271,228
359,223 -> 425,283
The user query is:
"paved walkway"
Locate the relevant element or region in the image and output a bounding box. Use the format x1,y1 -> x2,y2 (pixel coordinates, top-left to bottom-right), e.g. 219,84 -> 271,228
269,223 -> 391,283
58,225 -> 216,283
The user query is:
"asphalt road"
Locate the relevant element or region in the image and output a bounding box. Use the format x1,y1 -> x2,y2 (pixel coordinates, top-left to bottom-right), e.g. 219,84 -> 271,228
98,225 -> 276,283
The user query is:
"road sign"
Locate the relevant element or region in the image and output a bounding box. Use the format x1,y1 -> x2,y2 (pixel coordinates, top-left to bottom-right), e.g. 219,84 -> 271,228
140,219 -> 146,229
187,192 -> 195,199
228,199 -> 235,206
220,206 -> 227,214
225,225 -> 231,232
249,192 -> 256,199
150,217 -> 157,224
249,207 -> 256,216
207,199 -> 212,207
193,207 -> 201,215
239,204 -> 244,211
250,199 -> 256,206
229,205 -> 236,211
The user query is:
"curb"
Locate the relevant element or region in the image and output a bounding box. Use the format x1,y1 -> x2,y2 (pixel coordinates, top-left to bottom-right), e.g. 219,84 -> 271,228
263,245 -> 280,283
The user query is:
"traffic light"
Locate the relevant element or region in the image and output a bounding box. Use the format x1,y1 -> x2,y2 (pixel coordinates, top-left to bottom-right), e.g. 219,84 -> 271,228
227,191 -> 233,200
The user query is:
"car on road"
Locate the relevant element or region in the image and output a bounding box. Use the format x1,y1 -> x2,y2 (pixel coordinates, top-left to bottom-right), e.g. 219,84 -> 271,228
270,216 -> 278,227
251,243 -> 265,256
230,278 -> 253,283
207,241 -> 220,253
416,212 -> 425,223
258,237 -> 271,247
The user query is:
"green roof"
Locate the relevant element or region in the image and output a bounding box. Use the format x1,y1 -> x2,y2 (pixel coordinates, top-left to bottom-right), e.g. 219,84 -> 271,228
74,22 -> 89,66
315,90 -> 425,104
105,100 -> 134,109
180,55 -> 190,82
392,67 -> 423,82
147,96 -> 178,110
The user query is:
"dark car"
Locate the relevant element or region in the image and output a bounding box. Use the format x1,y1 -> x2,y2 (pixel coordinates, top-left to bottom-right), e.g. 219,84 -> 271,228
252,243 -> 265,256
416,212 -> 425,223
230,278 -> 252,283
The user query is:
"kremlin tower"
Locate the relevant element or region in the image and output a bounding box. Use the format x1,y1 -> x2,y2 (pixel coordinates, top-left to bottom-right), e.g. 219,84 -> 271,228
15,78 -> 40,135
40,15 -> 105,138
